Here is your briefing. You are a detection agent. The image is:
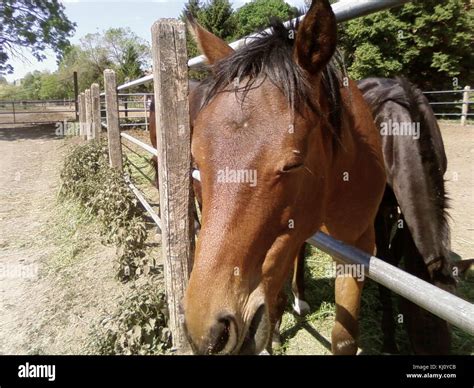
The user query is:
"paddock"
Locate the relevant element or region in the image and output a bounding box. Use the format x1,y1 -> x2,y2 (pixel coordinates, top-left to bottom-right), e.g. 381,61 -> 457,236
66,0 -> 474,354
3,0 -> 472,354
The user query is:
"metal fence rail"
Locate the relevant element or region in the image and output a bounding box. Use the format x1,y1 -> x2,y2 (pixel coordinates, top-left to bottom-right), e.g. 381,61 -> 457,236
423,87 -> 472,125
308,233 -> 474,335
0,99 -> 76,124
120,132 -> 158,156
99,92 -> 153,130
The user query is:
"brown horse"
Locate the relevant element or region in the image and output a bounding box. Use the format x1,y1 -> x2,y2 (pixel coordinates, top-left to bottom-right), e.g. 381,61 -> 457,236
181,0 -> 386,355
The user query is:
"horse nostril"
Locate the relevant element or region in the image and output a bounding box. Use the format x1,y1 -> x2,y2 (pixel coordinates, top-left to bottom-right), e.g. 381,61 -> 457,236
209,316 -> 234,354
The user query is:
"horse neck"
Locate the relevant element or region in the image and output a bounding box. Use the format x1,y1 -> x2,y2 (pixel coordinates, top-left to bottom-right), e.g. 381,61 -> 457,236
379,105 -> 451,265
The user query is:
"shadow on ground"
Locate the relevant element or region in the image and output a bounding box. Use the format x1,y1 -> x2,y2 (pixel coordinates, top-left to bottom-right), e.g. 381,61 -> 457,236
0,124 -> 62,142
280,247 -> 474,355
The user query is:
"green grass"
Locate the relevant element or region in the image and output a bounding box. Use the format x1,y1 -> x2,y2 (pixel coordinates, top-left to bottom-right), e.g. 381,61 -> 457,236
41,199 -> 96,276
281,245 -> 474,355
124,150 -> 156,186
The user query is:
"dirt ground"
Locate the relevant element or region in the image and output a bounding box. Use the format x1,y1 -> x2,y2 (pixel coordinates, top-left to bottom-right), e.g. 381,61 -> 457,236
440,123 -> 474,260
0,124 -> 127,354
0,122 -> 472,355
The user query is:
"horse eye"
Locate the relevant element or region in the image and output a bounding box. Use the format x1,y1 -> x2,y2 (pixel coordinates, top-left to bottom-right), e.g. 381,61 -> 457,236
280,162 -> 304,173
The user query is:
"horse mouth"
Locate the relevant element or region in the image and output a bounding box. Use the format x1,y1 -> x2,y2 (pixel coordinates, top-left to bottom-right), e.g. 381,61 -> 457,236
238,304 -> 270,355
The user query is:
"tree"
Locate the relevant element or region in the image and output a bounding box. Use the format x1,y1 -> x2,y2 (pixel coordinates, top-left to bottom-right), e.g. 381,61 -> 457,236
197,0 -> 235,39
57,45 -> 106,93
56,28 -> 150,91
181,0 -> 202,60
339,0 -> 474,90
38,72 -> 68,99
103,28 -> 150,70
182,0 -> 301,79
21,71 -> 43,100
231,0 -> 300,38
0,0 -> 76,74
118,44 -> 144,84
182,0 -> 202,19
181,0 -> 235,79
80,33 -> 113,75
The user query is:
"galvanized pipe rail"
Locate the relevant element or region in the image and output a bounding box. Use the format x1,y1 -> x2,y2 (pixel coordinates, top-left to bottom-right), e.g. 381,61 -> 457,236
308,233 -> 474,335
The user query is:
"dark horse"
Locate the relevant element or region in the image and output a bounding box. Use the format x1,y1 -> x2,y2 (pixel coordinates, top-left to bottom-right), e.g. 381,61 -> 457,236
181,0 -> 386,355
292,77 -> 473,354
358,77 -> 474,354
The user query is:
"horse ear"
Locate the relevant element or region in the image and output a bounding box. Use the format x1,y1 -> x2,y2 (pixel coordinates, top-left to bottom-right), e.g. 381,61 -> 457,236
294,0 -> 337,76
186,13 -> 234,65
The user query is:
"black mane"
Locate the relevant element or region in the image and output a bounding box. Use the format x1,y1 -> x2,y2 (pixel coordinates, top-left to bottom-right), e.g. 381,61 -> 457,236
359,77 -> 451,270
199,21 -> 343,138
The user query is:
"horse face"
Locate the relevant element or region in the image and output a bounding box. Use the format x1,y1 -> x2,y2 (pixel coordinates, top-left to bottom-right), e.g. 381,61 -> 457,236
183,0 -> 337,354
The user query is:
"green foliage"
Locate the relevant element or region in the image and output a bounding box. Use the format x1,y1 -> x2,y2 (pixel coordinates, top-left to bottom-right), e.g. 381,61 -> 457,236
118,45 -> 144,84
231,0 -> 300,38
182,0 -> 235,80
60,140 -> 152,281
197,0 -> 235,39
181,0 -> 202,68
60,141 -> 170,355
58,45 -> 109,94
38,72 -> 68,100
79,27 -> 150,86
183,0 -> 202,18
0,26 -> 151,100
0,0 -> 76,74
89,279 -> 170,355
182,0 -> 301,79
339,0 -> 474,89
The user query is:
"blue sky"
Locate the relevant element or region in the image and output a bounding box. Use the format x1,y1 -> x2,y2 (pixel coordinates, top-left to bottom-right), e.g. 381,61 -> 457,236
5,0 -> 306,83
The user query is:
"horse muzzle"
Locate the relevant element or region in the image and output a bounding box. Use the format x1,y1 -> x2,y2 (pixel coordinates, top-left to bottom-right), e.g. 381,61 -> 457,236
185,298 -> 270,355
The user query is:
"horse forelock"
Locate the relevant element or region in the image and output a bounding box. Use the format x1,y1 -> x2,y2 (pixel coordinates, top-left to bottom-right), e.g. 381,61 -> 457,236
195,20 -> 344,145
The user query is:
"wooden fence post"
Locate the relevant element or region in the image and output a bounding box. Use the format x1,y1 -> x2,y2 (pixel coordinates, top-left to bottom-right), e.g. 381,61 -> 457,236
104,69 -> 123,171
152,19 -> 194,353
85,88 -> 92,140
91,83 -> 101,140
461,85 -> 471,126
79,92 -> 86,139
